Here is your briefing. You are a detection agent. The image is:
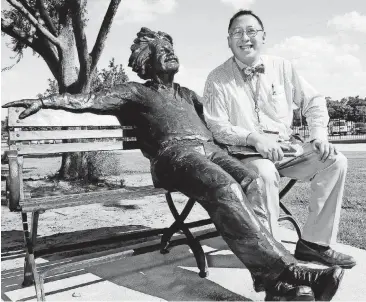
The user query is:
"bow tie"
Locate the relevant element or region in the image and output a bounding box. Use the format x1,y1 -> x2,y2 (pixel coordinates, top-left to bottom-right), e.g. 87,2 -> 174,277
242,64 -> 265,81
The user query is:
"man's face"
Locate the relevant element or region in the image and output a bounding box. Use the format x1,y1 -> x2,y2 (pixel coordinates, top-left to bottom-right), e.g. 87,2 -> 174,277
227,15 -> 265,64
152,41 -> 179,75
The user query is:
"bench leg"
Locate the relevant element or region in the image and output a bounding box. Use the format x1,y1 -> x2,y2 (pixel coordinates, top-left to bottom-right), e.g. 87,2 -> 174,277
180,223 -> 208,278
278,214 -> 302,240
279,179 -> 297,200
279,180 -> 302,240
22,212 -> 34,286
162,193 -> 208,278
31,211 -> 40,249
160,197 -> 195,254
28,253 -> 46,301
160,220 -> 180,254
21,211 -> 46,300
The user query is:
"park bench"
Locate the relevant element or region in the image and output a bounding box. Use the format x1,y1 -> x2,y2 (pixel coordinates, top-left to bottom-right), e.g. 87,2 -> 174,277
4,107 -> 301,301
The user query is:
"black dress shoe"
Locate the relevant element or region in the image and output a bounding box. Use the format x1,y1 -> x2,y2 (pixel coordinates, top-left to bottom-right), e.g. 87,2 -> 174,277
265,281 -> 314,301
295,239 -> 357,269
282,264 -> 344,301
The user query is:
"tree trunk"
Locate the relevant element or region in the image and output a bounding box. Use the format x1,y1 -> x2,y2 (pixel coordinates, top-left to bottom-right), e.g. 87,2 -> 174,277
55,20 -> 93,182
2,0 -> 123,183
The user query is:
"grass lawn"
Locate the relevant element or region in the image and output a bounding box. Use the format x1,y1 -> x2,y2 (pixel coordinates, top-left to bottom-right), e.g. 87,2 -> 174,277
280,151 -> 366,250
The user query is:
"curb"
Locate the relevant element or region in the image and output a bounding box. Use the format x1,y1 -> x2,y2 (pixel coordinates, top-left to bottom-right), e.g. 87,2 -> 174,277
330,140 -> 366,144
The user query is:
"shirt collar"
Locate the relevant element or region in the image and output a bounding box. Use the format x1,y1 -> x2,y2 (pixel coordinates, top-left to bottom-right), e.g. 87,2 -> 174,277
234,56 -> 263,70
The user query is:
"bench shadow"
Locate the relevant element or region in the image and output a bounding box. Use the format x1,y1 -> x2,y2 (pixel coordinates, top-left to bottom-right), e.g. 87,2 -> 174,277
2,228 -> 255,301
1,225 -> 161,256
85,236 -> 253,301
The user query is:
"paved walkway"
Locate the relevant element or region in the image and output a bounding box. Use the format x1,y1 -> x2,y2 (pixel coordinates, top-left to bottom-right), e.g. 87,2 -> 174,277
2,145 -> 365,301
335,143 -> 366,152
1,227 -> 365,301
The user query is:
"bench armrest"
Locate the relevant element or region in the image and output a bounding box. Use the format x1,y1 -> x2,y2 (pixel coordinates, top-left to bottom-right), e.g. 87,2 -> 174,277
5,150 -> 23,212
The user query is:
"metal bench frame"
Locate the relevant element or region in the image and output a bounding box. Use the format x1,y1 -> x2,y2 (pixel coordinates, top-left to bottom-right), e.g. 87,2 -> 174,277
4,108 -> 301,301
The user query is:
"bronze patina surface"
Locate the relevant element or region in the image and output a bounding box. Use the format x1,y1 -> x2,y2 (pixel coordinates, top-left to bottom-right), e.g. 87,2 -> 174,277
4,27 -> 344,300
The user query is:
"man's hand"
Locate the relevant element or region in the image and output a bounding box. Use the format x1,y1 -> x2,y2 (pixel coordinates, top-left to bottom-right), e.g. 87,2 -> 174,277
311,139 -> 338,162
247,132 -> 290,162
2,99 -> 43,119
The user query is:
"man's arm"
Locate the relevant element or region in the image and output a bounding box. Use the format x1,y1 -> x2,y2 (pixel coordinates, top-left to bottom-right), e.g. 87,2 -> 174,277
290,64 -> 329,142
290,63 -> 337,161
203,74 -> 289,162
2,84 -> 134,119
203,75 -> 250,146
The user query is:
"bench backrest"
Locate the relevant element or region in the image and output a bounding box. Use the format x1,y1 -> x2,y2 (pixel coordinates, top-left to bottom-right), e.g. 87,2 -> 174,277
7,108 -> 138,155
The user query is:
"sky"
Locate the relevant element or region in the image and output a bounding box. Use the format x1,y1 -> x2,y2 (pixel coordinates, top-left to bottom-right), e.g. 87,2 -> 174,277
1,0 -> 366,119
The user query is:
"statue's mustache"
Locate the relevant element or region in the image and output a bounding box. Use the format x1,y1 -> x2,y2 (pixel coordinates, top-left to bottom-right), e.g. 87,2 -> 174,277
163,54 -> 178,63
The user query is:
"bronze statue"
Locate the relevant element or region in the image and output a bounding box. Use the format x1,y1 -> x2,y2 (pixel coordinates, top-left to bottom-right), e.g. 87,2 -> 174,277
3,27 -> 344,301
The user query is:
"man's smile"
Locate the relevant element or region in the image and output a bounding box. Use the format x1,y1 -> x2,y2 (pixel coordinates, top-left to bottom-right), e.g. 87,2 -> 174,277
238,44 -> 253,51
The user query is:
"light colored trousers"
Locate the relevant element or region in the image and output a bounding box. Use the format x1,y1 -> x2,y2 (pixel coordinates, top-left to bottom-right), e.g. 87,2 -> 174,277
241,142 -> 348,246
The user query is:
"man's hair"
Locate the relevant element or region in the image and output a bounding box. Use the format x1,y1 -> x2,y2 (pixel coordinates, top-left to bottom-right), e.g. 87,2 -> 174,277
128,27 -> 173,80
228,10 -> 264,32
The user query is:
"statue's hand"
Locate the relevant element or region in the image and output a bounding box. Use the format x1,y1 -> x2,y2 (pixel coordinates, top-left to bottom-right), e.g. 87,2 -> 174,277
2,99 -> 43,119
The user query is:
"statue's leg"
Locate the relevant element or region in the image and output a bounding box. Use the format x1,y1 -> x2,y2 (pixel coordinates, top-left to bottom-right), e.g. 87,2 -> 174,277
209,150 -> 273,235
152,146 -> 296,282
208,149 -> 280,291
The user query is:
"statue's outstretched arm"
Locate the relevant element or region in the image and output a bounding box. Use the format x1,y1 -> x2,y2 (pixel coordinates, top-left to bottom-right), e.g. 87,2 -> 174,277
2,84 -> 133,119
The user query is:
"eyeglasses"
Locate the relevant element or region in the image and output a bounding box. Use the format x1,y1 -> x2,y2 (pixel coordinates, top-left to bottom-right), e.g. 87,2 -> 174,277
229,28 -> 264,39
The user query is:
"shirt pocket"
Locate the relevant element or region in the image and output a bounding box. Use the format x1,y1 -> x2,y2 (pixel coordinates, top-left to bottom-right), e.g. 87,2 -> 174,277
270,84 -> 289,119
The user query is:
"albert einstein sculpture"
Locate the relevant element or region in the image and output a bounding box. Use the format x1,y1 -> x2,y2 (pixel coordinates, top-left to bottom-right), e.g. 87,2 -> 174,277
3,27 -> 344,301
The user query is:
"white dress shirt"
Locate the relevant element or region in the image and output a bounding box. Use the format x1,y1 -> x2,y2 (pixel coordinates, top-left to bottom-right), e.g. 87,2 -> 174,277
203,55 -> 329,145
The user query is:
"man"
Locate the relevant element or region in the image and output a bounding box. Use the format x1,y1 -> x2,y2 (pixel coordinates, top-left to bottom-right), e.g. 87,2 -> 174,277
203,10 -> 356,270
4,27 -> 344,301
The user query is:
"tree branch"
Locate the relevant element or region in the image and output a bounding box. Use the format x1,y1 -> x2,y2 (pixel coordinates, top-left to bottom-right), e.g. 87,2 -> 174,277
36,0 -> 57,36
69,0 -> 90,83
2,18 -> 34,47
2,17 -> 59,77
90,0 -> 121,73
17,0 -> 37,17
33,38 -> 60,79
6,0 -> 61,47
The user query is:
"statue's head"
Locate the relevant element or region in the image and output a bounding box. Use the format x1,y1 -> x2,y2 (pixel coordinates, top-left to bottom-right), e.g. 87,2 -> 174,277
129,27 -> 179,80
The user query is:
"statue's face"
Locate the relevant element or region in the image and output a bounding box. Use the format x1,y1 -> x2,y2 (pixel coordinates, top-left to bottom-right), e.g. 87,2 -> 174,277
151,41 -> 179,75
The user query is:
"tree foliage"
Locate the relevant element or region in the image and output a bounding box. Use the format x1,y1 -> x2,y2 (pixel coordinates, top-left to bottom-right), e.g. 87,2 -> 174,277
91,58 -> 129,92
2,0 -> 123,181
37,58 -> 129,98
2,0 -> 122,93
295,96 -> 366,126
326,96 -> 366,121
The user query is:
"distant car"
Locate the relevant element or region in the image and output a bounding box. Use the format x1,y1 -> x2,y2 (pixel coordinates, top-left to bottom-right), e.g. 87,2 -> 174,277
353,122 -> 366,134
329,120 -> 348,136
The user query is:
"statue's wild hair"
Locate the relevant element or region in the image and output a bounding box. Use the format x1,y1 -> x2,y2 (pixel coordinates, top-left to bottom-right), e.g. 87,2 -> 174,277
128,27 -> 173,80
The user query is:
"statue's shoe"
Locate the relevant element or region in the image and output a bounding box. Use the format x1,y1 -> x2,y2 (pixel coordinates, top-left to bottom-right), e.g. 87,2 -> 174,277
295,239 -> 356,269
281,264 -> 344,301
264,282 -> 314,301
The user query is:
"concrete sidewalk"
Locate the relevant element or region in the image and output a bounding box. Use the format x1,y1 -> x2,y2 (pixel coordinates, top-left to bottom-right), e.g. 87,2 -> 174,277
1,227 -> 365,301
1,145 -> 364,301
334,143 -> 366,152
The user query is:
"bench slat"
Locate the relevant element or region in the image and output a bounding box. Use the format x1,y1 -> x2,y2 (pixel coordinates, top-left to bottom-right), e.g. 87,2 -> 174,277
11,141 -> 138,155
20,186 -> 166,212
8,108 -> 120,127
9,129 -> 128,141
